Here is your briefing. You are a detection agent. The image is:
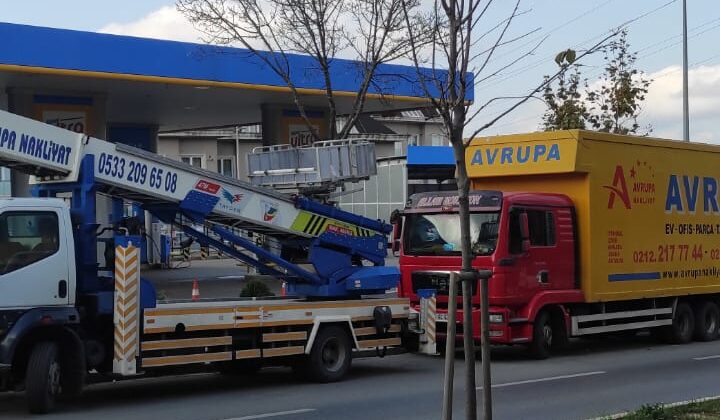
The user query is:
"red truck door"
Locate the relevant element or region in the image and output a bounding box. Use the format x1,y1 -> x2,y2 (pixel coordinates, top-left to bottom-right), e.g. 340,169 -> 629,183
506,207 -> 562,299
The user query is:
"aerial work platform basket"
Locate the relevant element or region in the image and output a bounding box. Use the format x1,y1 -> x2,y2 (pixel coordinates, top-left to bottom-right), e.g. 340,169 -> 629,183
247,139 -> 377,193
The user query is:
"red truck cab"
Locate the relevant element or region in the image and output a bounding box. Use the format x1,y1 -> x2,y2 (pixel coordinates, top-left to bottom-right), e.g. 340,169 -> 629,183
395,190 -> 584,357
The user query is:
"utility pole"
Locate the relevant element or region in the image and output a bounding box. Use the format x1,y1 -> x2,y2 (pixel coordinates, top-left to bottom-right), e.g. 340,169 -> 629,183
682,0 -> 690,142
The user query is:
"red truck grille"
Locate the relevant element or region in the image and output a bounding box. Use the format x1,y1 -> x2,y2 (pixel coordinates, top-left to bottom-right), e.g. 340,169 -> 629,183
411,271 -> 477,296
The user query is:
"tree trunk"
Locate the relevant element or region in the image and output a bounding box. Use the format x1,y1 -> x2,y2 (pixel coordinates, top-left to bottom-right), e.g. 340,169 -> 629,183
450,126 -> 477,420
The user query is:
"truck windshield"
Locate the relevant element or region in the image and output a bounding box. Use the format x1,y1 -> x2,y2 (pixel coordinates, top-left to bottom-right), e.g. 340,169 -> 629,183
404,212 -> 500,256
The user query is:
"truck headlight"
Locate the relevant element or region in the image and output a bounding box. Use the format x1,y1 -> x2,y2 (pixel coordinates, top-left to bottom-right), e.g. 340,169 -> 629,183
489,314 -> 504,324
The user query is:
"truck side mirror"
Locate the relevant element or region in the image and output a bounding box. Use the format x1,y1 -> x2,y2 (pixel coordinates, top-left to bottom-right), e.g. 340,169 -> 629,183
391,212 -> 403,255
519,212 -> 531,253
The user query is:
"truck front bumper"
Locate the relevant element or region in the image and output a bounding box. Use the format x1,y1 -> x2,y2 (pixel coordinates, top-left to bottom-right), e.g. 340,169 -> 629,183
429,306 -> 532,345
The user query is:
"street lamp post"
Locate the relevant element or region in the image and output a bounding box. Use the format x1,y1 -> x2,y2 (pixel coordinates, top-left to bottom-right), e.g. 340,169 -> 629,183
682,0 -> 689,142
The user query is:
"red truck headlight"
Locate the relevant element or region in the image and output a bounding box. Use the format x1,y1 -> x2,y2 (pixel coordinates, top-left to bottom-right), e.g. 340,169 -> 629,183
489,313 -> 504,324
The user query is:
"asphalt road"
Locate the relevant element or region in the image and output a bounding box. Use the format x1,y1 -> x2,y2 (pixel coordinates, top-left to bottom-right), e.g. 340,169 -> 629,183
3,334 -> 720,419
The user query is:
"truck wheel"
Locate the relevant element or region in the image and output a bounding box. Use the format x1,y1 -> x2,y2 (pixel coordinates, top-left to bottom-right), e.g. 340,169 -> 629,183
303,326 -> 352,383
529,311 -> 553,360
694,301 -> 720,342
665,302 -> 695,344
26,342 -> 61,414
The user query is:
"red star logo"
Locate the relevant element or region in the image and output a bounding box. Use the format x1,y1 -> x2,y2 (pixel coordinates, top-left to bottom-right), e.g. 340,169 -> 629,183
630,167 -> 637,178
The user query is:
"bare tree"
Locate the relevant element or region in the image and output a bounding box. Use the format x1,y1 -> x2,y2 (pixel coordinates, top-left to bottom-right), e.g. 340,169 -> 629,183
400,1 -> 617,419
177,0 -> 422,140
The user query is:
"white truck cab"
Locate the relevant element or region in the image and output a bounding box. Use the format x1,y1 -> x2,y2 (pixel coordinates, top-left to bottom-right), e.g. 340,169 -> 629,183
0,198 -> 76,309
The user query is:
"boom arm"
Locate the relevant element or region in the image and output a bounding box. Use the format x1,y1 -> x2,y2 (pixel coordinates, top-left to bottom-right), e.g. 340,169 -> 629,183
0,109 -> 398,297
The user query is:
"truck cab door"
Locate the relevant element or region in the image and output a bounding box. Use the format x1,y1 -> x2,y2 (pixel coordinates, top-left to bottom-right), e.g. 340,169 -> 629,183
0,208 -> 72,308
505,207 -> 556,299
523,209 -> 556,290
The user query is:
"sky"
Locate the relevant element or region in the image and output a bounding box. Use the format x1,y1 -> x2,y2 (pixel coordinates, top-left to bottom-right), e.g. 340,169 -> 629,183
2,0 -> 719,143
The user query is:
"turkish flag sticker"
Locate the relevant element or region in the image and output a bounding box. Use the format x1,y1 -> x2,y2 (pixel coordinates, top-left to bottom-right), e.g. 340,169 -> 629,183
195,180 -> 221,194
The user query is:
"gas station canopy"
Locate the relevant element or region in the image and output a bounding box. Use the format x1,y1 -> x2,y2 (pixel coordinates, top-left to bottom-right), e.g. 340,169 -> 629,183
0,22 -> 460,131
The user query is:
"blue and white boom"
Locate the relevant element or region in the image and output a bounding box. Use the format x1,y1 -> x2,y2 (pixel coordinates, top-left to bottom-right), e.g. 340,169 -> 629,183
0,109 -> 398,297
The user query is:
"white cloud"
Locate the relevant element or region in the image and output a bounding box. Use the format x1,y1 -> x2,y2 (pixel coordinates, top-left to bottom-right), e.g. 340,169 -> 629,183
474,64 -> 720,142
99,6 -> 203,43
644,64 -> 720,143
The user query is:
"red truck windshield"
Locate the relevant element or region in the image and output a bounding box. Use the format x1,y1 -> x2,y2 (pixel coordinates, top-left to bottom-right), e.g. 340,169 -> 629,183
403,212 -> 500,256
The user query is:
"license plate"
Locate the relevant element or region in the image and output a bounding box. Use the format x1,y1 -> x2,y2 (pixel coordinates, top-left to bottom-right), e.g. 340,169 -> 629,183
437,313 -> 448,322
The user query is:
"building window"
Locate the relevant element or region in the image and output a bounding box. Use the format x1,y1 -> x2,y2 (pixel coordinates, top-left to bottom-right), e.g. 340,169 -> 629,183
180,155 -> 203,168
0,167 -> 10,197
431,134 -> 445,146
394,141 -> 404,156
217,156 -> 235,178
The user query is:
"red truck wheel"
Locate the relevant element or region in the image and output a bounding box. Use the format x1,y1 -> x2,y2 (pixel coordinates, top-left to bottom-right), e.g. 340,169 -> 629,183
529,311 -> 553,359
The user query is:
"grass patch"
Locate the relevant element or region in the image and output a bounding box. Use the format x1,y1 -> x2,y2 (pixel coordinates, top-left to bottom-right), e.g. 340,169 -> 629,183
619,398 -> 720,419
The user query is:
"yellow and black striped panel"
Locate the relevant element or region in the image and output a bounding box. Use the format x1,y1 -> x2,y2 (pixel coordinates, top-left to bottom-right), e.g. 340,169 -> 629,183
290,211 -> 376,237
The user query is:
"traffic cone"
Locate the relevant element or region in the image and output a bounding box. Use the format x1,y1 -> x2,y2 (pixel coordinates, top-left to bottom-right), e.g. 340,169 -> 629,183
280,281 -> 287,297
191,279 -> 200,301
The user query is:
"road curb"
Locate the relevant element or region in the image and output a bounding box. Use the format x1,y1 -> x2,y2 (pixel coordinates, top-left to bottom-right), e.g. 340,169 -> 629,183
587,395 -> 720,419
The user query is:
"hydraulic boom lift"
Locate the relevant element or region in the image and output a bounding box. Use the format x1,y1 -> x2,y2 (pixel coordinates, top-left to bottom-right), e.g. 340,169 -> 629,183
0,109 -> 424,414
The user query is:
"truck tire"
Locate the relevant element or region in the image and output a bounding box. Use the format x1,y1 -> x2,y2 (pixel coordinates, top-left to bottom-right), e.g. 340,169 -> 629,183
26,342 -> 62,414
529,311 -> 553,359
694,301 -> 720,342
665,302 -> 695,344
302,326 -> 352,383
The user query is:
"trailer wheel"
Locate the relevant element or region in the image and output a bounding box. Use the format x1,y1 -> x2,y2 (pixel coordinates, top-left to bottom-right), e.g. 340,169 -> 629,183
694,301 -> 720,342
25,342 -> 61,414
302,326 -> 352,383
665,302 -> 695,344
529,311 -> 553,359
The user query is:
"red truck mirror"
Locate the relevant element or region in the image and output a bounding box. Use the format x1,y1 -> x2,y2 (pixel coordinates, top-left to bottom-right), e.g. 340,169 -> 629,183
390,210 -> 403,255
